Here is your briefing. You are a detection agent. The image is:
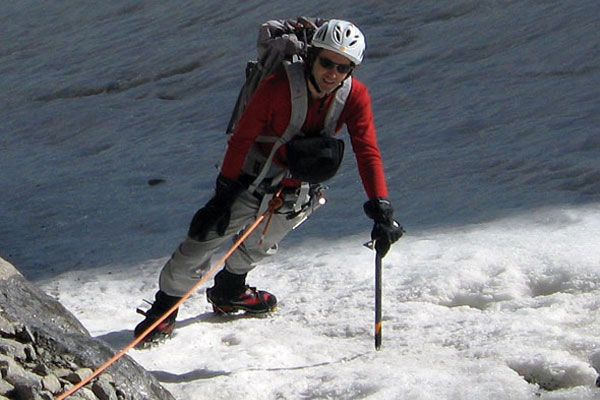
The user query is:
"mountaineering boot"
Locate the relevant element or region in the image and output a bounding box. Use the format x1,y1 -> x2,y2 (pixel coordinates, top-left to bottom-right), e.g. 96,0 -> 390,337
134,290 -> 181,347
206,269 -> 277,314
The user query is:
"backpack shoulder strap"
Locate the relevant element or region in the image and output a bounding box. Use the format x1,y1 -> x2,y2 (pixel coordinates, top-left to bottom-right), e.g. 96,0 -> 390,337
248,61 -> 308,192
323,77 -> 352,135
282,61 -> 308,141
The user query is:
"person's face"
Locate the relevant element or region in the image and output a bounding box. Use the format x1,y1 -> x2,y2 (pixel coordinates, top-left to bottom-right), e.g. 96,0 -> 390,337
311,49 -> 354,95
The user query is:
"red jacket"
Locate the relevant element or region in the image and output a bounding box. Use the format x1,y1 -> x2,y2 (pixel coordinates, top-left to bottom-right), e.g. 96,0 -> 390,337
221,67 -> 388,199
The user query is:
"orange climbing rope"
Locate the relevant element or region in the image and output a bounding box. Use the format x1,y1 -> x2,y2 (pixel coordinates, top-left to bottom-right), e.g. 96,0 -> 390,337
55,190 -> 283,399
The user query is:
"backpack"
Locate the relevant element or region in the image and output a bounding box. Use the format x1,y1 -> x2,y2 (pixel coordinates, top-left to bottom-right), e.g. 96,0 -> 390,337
225,17 -> 325,135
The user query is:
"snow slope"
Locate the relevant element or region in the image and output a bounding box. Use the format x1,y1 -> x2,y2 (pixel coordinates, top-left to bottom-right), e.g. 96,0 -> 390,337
1,0 -> 599,399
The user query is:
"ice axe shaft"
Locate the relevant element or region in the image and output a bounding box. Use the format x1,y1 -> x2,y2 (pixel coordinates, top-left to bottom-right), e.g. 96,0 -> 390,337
364,240 -> 383,350
374,248 -> 383,350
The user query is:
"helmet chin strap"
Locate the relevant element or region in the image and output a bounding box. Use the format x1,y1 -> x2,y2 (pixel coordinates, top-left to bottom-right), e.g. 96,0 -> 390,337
308,71 -> 323,94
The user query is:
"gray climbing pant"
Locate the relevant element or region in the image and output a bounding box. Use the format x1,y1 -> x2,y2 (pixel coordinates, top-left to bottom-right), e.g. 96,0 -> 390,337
158,186 -> 320,297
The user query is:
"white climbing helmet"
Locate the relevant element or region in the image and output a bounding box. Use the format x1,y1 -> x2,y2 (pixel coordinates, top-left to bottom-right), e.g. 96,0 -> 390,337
311,19 -> 366,65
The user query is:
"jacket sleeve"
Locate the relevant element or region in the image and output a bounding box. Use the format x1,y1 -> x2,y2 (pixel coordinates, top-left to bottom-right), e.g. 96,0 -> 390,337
343,80 -> 389,199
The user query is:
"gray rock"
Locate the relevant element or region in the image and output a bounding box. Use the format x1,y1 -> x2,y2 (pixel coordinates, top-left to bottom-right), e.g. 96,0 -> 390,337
0,355 -> 42,389
0,337 -> 28,361
12,385 -> 45,400
41,374 -> 62,394
53,367 -> 72,379
0,379 -> 14,396
65,368 -> 94,384
78,387 -> 100,400
92,378 -> 119,400
33,363 -> 52,375
0,315 -> 16,336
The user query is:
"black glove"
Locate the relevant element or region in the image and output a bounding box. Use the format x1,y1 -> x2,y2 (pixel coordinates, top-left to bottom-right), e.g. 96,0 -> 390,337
364,197 -> 405,257
188,175 -> 245,240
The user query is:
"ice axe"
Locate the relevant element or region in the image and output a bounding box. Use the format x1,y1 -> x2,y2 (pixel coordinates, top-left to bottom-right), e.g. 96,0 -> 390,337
364,239 -> 387,350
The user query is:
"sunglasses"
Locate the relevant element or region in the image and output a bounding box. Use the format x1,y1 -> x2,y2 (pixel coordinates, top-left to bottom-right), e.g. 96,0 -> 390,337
318,56 -> 354,74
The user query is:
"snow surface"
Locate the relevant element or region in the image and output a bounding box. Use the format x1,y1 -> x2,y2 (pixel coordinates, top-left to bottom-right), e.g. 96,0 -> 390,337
2,1 -> 600,399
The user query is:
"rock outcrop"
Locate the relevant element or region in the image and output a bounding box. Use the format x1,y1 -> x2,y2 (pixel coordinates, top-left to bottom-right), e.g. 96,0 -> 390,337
0,257 -> 174,400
